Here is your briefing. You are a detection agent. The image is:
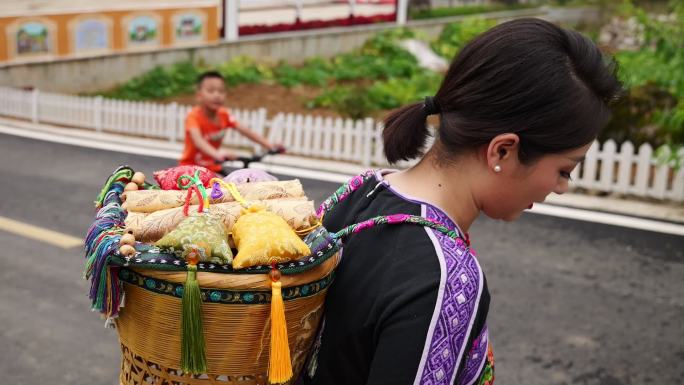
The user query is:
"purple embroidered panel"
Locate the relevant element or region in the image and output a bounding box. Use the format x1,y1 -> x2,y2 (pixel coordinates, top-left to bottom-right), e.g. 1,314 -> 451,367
457,327 -> 490,385
416,205 -> 484,385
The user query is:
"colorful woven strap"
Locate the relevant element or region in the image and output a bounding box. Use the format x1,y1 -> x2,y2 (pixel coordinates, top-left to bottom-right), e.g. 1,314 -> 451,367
321,170 -> 466,243
333,213 -> 460,241
317,170 -> 376,217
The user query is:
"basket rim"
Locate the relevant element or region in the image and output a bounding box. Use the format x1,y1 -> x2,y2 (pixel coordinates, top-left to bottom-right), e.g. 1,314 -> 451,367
119,267 -> 335,304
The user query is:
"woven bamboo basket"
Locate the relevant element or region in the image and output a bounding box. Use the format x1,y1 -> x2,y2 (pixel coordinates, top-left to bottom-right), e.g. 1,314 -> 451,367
116,253 -> 339,385
85,166 -> 339,385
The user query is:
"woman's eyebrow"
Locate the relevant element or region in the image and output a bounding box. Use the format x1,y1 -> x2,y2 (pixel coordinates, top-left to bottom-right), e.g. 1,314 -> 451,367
569,155 -> 586,163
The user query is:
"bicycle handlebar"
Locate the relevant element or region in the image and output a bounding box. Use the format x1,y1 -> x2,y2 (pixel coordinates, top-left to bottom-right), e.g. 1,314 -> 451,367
219,147 -> 285,170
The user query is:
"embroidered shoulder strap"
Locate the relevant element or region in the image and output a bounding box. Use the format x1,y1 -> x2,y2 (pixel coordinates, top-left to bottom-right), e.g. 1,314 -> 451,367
333,213 -> 461,241
316,170 -> 376,217
320,171 -> 467,243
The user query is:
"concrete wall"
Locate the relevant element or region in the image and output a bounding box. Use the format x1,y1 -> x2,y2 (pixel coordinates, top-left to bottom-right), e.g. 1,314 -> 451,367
0,7 -> 599,93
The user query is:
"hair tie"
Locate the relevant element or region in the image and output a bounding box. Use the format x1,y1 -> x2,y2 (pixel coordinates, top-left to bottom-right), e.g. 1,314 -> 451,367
423,96 -> 441,115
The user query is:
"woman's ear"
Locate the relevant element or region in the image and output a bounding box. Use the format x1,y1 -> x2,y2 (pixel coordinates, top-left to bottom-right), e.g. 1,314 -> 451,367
486,133 -> 520,171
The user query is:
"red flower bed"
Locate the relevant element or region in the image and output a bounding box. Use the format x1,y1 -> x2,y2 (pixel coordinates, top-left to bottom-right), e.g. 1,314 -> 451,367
239,13 -> 397,36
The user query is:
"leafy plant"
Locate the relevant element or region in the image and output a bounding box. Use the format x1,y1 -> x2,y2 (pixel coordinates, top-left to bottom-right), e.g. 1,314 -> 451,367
410,3 -> 537,20
431,18 -> 496,59
611,1 -> 684,166
216,56 -> 272,87
274,58 -> 331,88
310,72 -> 441,117
103,61 -> 201,100
600,82 -> 678,147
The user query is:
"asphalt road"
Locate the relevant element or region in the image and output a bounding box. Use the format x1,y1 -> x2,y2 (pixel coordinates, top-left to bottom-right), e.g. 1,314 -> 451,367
1,133 -> 682,385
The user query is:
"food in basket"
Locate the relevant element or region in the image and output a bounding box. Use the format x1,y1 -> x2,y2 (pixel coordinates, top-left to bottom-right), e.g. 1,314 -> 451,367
124,198 -> 317,242
153,165 -> 216,190
231,204 -> 311,269
122,179 -> 305,213
155,211 -> 233,264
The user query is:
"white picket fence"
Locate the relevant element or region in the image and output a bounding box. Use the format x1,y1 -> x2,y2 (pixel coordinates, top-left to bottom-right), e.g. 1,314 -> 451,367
0,86 -> 683,201
571,139 -> 684,201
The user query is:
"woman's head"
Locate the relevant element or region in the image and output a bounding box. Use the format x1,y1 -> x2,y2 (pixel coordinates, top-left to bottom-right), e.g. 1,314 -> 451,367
384,18 -> 621,164
383,18 -> 622,220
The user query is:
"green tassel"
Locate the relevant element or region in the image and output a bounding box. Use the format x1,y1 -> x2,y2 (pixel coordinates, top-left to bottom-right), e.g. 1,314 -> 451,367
181,264 -> 207,374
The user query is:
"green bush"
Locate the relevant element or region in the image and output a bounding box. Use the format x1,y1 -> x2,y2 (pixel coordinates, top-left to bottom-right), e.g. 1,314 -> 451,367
610,1 -> 684,154
274,58 -> 332,87
272,29 -> 420,88
312,86 -> 377,120
310,72 -> 441,117
431,18 -> 496,59
600,82 -> 678,147
367,73 -> 442,110
103,62 -> 200,100
410,3 -> 537,20
216,56 -> 272,87
328,29 -> 420,81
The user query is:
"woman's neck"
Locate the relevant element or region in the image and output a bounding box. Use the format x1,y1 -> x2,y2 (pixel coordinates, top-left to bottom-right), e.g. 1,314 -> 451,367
384,153 -> 481,232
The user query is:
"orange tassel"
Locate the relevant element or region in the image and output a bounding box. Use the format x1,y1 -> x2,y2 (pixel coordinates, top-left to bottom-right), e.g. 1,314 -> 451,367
268,276 -> 292,383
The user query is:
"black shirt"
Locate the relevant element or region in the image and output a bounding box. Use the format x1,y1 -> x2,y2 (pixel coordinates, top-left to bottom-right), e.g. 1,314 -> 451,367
301,170 -> 492,385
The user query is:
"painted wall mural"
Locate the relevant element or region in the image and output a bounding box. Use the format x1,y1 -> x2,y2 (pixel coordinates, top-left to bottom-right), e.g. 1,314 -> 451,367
73,18 -> 110,53
174,13 -> 204,42
126,15 -> 160,46
1,6 -> 217,62
16,22 -> 51,55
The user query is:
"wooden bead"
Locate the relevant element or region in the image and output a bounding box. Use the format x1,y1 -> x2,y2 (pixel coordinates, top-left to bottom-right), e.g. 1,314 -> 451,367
119,244 -> 136,257
124,227 -> 135,235
131,172 -> 146,186
269,269 -> 281,282
124,182 -> 139,192
119,233 -> 136,246
186,251 -> 199,265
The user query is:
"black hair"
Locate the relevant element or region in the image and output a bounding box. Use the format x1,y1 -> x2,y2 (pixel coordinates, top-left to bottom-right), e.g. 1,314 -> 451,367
196,71 -> 225,87
383,18 -> 623,164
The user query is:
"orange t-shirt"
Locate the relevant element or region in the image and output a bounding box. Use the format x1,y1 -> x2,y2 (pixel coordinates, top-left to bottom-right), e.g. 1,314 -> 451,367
178,106 -> 238,172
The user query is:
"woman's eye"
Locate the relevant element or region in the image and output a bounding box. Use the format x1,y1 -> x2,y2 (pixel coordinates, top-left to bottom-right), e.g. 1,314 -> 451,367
560,171 -> 572,180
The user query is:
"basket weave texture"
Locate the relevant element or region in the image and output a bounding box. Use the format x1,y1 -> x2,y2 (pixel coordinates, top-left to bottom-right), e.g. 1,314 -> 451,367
117,254 -> 339,385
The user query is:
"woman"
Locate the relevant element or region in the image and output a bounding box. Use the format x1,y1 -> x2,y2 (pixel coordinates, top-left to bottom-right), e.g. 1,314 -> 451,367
302,18 -> 621,385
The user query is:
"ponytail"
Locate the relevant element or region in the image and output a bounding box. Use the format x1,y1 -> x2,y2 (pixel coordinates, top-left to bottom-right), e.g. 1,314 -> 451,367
382,102 -> 431,164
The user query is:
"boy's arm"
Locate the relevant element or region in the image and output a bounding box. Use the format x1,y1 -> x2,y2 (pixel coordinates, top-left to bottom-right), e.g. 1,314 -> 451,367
234,123 -> 280,151
188,127 -> 235,161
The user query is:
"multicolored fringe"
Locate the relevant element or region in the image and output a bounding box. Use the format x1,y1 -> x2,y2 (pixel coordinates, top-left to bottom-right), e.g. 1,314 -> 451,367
94,166 -> 133,208
85,177 -> 128,320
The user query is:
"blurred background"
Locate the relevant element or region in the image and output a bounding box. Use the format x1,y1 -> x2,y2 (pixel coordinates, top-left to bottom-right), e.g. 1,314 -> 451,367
0,1 -> 682,384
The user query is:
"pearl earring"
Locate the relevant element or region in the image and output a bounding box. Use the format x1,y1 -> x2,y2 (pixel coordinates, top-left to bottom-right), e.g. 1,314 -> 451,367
494,165 -> 502,173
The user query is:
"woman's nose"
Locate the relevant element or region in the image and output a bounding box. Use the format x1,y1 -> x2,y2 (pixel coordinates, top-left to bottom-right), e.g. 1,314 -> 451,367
554,180 -> 569,195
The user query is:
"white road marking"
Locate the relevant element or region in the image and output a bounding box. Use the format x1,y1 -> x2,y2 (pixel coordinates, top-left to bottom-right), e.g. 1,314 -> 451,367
528,203 -> 684,236
0,216 -> 83,249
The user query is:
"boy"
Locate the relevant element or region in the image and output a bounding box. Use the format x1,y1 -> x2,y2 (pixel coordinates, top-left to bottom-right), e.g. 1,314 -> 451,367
178,71 -> 282,173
